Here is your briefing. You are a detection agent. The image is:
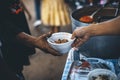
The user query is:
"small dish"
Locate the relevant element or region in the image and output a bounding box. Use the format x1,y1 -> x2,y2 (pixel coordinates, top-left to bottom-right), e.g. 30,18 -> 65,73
87,69 -> 117,80
47,32 -> 75,54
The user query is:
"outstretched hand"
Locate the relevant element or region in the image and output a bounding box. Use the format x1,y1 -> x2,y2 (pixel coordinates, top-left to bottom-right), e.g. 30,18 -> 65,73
71,27 -> 90,48
34,32 -> 62,56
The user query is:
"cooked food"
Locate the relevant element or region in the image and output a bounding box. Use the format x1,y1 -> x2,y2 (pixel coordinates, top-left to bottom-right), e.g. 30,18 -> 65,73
92,75 -> 110,80
55,39 -> 68,44
79,16 -> 94,23
80,59 -> 90,68
78,59 -> 91,71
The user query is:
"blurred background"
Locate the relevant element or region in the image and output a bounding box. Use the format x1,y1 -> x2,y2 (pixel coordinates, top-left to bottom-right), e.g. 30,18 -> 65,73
22,0 -> 70,80
22,0 -> 119,80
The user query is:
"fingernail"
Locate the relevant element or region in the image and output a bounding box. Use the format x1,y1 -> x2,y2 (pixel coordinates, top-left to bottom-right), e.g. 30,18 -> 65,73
73,47 -> 79,51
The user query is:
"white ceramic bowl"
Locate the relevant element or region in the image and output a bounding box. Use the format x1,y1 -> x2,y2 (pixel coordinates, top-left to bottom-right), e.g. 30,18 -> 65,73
87,69 -> 117,80
47,32 -> 75,54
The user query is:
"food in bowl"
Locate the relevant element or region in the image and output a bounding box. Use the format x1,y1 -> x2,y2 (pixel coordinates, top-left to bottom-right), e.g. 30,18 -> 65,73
54,39 -> 68,44
92,74 -> 110,80
87,69 -> 117,80
47,32 -> 75,54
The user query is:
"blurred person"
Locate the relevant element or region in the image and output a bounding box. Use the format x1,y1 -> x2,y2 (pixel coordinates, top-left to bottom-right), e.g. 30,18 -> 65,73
0,0 -> 61,80
0,41 -> 19,80
41,0 -> 71,33
33,0 -> 42,27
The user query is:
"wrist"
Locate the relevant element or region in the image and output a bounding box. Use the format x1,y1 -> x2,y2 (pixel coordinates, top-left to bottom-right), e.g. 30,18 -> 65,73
86,24 -> 97,37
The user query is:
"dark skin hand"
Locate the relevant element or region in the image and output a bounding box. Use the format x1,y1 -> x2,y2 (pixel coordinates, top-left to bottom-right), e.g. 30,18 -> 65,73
17,32 -> 62,56
34,32 -> 62,56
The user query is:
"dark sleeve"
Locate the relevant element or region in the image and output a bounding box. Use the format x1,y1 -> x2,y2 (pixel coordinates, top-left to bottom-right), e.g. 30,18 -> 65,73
0,12 -> 23,36
0,40 -> 18,79
0,1 -> 25,36
0,56 -> 19,80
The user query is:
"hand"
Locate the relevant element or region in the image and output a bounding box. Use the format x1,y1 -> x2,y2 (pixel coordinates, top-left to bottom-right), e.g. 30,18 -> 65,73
71,27 -> 91,48
34,32 -> 62,56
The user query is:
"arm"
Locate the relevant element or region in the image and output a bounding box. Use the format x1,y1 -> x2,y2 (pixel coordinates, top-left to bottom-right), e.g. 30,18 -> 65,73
0,19 -> 60,56
16,32 -> 61,56
72,16 -> 120,48
89,16 -> 120,36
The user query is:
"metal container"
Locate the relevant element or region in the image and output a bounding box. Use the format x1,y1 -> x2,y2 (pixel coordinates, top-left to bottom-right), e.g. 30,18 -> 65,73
71,6 -> 120,59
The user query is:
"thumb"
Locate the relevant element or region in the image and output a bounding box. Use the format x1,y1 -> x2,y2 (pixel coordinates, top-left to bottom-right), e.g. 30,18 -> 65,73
71,32 -> 76,39
42,32 -> 53,38
47,46 -> 62,56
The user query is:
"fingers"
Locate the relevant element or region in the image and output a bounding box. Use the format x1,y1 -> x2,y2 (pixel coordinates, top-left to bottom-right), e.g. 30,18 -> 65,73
36,33 -> 62,56
40,38 -> 62,56
45,32 -> 53,37
47,46 -> 62,56
40,32 -> 52,39
72,35 -> 89,48
71,27 -> 83,39
75,39 -> 86,48
71,32 -> 76,39
72,38 -> 82,47
71,28 -> 82,39
39,42 -> 62,56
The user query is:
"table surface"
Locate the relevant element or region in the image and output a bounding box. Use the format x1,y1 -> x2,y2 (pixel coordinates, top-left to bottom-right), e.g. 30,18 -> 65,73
61,48 -> 119,80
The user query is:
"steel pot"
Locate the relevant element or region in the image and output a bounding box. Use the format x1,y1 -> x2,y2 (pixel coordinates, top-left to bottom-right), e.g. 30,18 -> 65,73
71,6 -> 120,59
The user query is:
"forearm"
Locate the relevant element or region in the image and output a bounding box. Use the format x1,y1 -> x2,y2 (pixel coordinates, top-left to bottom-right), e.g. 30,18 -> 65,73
16,32 -> 37,47
16,32 -> 61,56
89,16 -> 120,36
